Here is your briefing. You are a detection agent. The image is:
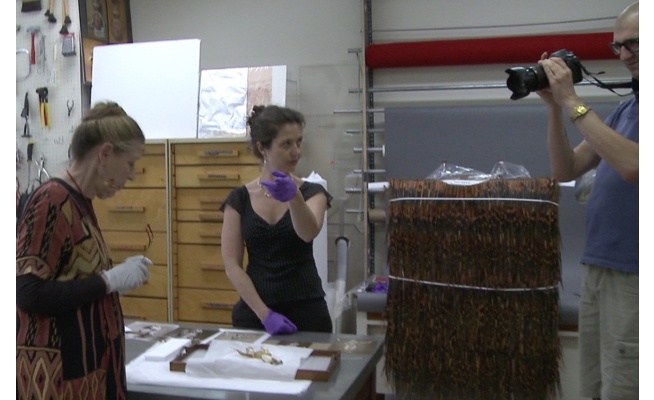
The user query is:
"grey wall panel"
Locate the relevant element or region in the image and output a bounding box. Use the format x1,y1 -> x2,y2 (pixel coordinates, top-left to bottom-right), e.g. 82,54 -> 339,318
384,100 -> 622,326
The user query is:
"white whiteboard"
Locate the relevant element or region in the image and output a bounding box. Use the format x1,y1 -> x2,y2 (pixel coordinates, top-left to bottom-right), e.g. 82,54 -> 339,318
91,39 -> 201,139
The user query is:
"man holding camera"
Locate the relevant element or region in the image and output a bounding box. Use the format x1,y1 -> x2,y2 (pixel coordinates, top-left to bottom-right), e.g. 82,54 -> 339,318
536,2 -> 638,399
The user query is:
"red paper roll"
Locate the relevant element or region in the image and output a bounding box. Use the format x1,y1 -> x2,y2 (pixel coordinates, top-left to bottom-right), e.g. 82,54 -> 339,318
365,32 -> 615,69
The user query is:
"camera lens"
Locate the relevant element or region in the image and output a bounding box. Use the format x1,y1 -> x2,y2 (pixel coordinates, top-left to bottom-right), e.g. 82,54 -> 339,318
505,50 -> 583,101
505,65 -> 548,100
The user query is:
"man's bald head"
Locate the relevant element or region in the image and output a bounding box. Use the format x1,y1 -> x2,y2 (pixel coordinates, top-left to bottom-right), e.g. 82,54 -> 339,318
615,2 -> 638,30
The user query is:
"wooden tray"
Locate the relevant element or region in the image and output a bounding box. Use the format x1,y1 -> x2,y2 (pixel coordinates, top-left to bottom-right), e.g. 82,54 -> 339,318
294,349 -> 340,381
169,344 -> 340,381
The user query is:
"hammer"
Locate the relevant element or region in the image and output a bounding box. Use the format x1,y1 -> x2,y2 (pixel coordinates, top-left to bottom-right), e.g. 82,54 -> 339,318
26,26 -> 39,65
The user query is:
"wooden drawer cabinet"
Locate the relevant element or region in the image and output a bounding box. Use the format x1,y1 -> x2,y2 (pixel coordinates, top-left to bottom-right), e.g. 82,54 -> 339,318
100,142 -> 169,323
94,188 -> 167,231
171,139 -> 257,326
175,165 -> 260,188
177,222 -> 222,245
103,230 -> 168,265
120,297 -> 168,322
173,142 -> 258,165
125,154 -> 166,188
176,188 -> 231,211
124,264 -> 168,298
177,210 -> 224,223
177,288 -> 240,324
178,244 -> 232,290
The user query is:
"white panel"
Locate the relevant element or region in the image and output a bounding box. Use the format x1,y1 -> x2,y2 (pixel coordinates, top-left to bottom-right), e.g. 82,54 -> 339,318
271,65 -> 287,106
91,39 -> 201,139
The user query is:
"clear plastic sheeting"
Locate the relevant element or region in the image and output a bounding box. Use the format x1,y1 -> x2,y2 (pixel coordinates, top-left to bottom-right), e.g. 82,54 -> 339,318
427,160 -> 531,185
197,65 -> 287,138
574,169 -> 596,204
489,160 -> 531,179
197,67 -> 248,138
427,162 -> 492,185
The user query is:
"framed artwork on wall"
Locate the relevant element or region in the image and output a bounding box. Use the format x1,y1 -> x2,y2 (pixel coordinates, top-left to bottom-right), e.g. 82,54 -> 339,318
80,0 -> 109,42
82,37 -> 106,83
107,0 -> 132,44
79,0 -> 132,44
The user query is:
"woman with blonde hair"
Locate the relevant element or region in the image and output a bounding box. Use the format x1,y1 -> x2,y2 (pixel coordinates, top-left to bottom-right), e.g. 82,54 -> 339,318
17,101 -> 151,399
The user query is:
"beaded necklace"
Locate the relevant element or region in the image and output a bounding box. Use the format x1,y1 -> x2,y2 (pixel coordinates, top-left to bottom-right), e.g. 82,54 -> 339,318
257,178 -> 272,198
66,170 -> 98,225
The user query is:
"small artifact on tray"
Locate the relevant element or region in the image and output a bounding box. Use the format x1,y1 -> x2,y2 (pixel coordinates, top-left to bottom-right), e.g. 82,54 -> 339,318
170,343 -> 340,381
236,346 -> 283,365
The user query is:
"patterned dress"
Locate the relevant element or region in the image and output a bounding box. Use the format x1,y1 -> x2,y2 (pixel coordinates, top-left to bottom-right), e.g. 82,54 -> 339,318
16,179 -> 127,399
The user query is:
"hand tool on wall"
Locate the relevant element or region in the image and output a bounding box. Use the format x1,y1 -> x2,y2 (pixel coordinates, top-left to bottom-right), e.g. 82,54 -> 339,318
26,141 -> 34,194
62,33 -> 76,56
59,0 -> 70,34
64,0 -> 71,25
36,87 -> 51,129
35,155 -> 50,188
16,48 -> 32,81
36,88 -> 45,128
21,0 -> 42,12
21,92 -> 31,138
45,90 -> 51,128
46,0 -> 57,23
67,100 -> 74,117
26,26 -> 40,65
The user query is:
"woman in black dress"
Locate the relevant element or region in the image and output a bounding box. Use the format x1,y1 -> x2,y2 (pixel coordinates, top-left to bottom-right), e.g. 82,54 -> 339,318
220,105 -> 333,334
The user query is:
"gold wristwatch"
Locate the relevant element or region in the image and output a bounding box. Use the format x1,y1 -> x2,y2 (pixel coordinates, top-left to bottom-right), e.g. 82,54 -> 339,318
570,104 -> 591,122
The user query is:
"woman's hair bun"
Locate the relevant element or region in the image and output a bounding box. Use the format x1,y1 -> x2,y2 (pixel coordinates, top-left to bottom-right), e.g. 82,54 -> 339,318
251,105 -> 265,118
247,105 -> 265,127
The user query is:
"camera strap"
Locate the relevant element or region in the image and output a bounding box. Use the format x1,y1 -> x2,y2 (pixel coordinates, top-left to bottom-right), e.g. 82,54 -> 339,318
580,64 -> 634,97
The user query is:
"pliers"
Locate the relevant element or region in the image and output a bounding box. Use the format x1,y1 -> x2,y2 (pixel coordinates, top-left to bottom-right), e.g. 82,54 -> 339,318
36,87 -> 51,129
29,155 -> 50,192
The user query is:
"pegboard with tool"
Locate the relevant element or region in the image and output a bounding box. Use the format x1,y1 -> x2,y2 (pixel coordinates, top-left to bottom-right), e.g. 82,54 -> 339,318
16,0 -> 83,195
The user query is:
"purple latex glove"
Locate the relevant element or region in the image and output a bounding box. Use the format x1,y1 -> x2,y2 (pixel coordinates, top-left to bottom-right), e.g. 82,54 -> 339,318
371,281 -> 388,293
262,310 -> 298,335
260,171 -> 297,202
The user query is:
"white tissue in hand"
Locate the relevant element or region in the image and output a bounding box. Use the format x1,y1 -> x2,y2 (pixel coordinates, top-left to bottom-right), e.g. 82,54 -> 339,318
144,338 -> 192,362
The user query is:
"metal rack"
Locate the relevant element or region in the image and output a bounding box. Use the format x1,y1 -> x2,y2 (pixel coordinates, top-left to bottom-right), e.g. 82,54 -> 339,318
340,0 -> 632,282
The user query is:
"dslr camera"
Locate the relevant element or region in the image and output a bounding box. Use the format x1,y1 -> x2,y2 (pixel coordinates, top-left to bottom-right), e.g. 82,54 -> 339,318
505,49 -> 583,100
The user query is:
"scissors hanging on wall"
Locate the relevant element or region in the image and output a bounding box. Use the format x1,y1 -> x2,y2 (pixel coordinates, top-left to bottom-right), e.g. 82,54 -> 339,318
67,99 -> 74,116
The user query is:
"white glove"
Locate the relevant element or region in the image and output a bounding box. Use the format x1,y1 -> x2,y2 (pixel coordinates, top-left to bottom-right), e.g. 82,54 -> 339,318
102,256 -> 152,295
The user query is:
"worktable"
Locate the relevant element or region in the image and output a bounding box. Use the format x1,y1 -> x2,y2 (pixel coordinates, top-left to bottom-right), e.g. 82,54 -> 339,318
125,324 -> 383,400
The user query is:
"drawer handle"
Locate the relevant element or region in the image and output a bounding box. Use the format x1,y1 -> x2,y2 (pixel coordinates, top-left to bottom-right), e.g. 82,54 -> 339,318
135,167 -> 146,174
201,263 -> 225,271
123,314 -> 146,320
198,149 -> 239,157
198,197 -> 227,204
199,212 -> 224,221
202,302 -> 234,310
109,206 -> 145,213
199,232 -> 221,238
108,243 -> 147,251
198,173 -> 240,180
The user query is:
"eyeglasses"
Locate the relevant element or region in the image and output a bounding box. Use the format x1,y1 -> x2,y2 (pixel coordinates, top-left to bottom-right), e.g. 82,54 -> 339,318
144,224 -> 154,255
608,38 -> 639,55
